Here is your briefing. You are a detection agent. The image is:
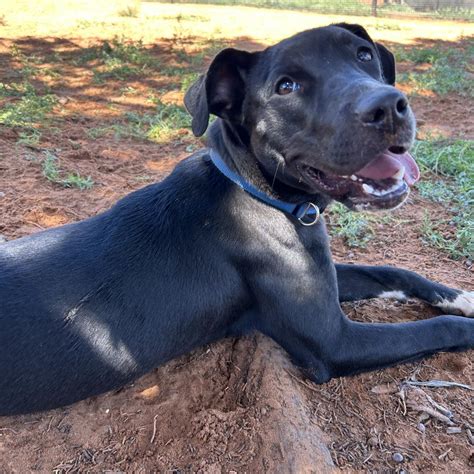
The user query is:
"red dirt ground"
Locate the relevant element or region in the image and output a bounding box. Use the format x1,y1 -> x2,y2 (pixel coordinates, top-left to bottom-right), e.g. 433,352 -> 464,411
0,35 -> 472,473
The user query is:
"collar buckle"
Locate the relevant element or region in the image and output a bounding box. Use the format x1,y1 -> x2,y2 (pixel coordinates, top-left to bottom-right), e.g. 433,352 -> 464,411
296,202 -> 320,226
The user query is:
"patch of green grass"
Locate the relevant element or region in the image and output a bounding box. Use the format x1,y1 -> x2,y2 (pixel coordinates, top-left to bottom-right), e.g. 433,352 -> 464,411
77,37 -> 159,82
413,139 -> 473,260
423,7 -> 474,21
93,61 -> 144,83
162,14 -> 210,22
88,37 -> 221,87
62,173 -> 95,190
180,72 -> 200,92
86,126 -> 114,140
410,59 -> 472,96
119,86 -> 139,96
327,203 -> 395,248
417,180 -> 454,203
0,90 -> 57,127
158,64 -> 188,78
87,101 -> 192,143
413,139 -> 473,178
10,45 -> 42,79
42,151 -> 61,182
118,6 -> 140,17
373,22 -> 403,31
397,42 -> 474,97
394,46 -> 444,64
127,100 -> 191,142
10,45 -> 61,80
147,102 -> 191,142
103,38 -> 154,66
0,81 -> 36,98
328,203 -> 374,248
0,46 -> 61,142
42,152 -> 94,190
419,212 -> 472,261
17,129 -> 42,147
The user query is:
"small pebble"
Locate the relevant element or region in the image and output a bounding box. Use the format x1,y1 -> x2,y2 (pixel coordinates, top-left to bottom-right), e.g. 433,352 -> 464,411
137,384 -> 160,400
417,423 -> 426,433
392,452 -> 404,463
368,436 -> 378,447
260,407 -> 267,416
419,412 -> 430,422
446,427 -> 462,434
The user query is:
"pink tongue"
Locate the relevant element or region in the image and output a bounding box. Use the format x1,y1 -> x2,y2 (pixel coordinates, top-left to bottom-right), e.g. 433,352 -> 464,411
356,151 -> 420,186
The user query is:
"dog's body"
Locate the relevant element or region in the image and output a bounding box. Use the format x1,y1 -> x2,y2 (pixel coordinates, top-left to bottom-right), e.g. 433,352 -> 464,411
1,24 -> 473,415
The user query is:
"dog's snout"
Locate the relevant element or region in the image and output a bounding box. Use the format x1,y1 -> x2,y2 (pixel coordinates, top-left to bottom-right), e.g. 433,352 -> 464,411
356,88 -> 410,131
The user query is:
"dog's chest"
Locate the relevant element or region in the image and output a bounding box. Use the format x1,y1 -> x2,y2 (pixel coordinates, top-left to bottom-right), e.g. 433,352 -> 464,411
224,193 -> 334,291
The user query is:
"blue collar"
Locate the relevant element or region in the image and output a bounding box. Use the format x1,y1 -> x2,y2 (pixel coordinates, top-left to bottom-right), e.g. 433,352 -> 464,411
209,149 -> 321,226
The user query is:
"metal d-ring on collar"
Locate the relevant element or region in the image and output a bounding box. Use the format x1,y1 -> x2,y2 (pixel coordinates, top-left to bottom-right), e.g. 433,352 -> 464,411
209,149 -> 320,226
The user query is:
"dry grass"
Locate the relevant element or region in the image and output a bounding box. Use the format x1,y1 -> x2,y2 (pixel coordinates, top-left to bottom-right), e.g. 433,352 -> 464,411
1,0 -> 473,46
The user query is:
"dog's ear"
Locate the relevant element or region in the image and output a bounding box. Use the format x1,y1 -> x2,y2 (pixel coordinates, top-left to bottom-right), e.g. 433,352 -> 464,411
374,43 -> 396,85
184,48 -> 257,137
334,22 -> 373,43
333,23 -> 396,85
184,74 -> 209,137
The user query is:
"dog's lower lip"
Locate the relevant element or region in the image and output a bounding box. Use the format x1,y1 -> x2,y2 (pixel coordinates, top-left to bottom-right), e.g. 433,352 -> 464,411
302,164 -> 409,208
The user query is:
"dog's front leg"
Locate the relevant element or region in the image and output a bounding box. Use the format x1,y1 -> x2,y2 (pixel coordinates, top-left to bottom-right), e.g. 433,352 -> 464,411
336,263 -> 474,317
253,257 -> 474,383
260,306 -> 474,383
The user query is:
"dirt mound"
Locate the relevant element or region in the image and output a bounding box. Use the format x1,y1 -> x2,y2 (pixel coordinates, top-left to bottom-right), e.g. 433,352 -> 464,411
0,337 -> 335,472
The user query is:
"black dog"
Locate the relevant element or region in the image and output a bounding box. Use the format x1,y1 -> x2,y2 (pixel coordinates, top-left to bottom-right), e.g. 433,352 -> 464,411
1,24 -> 472,415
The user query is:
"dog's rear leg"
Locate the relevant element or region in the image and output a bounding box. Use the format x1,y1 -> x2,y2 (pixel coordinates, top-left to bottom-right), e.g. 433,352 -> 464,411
336,264 -> 473,317
262,312 -> 474,383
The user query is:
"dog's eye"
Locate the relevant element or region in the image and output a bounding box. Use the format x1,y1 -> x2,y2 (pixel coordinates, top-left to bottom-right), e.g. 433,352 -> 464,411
357,47 -> 373,62
276,78 -> 302,95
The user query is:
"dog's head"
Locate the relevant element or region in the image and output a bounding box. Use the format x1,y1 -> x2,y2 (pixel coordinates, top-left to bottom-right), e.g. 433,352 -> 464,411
185,24 -> 419,211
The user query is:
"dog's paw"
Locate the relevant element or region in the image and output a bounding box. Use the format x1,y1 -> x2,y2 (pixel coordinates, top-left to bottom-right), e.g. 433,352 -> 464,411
435,290 -> 474,317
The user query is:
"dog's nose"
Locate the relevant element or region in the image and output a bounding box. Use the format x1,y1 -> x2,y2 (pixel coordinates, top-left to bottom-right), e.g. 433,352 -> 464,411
355,88 -> 409,131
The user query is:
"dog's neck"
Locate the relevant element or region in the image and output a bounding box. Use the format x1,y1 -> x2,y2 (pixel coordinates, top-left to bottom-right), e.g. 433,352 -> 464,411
207,120 -> 273,194
207,119 -> 331,208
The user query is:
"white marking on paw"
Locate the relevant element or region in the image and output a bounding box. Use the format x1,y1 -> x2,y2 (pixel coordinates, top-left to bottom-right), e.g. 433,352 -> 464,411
436,291 -> 474,317
378,290 -> 407,301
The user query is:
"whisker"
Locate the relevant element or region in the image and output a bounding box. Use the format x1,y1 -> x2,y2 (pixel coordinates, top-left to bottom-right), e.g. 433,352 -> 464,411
271,160 -> 282,191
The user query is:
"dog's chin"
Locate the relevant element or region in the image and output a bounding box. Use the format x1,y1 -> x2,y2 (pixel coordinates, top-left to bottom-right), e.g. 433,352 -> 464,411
300,148 -> 420,211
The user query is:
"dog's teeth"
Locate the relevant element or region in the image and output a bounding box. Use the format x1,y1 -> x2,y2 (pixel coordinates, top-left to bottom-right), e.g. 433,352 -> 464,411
391,167 -> 405,180
362,183 -> 374,194
350,175 -> 358,181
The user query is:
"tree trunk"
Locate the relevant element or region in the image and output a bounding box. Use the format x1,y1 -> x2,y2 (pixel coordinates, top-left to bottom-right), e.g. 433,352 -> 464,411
372,0 -> 378,16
